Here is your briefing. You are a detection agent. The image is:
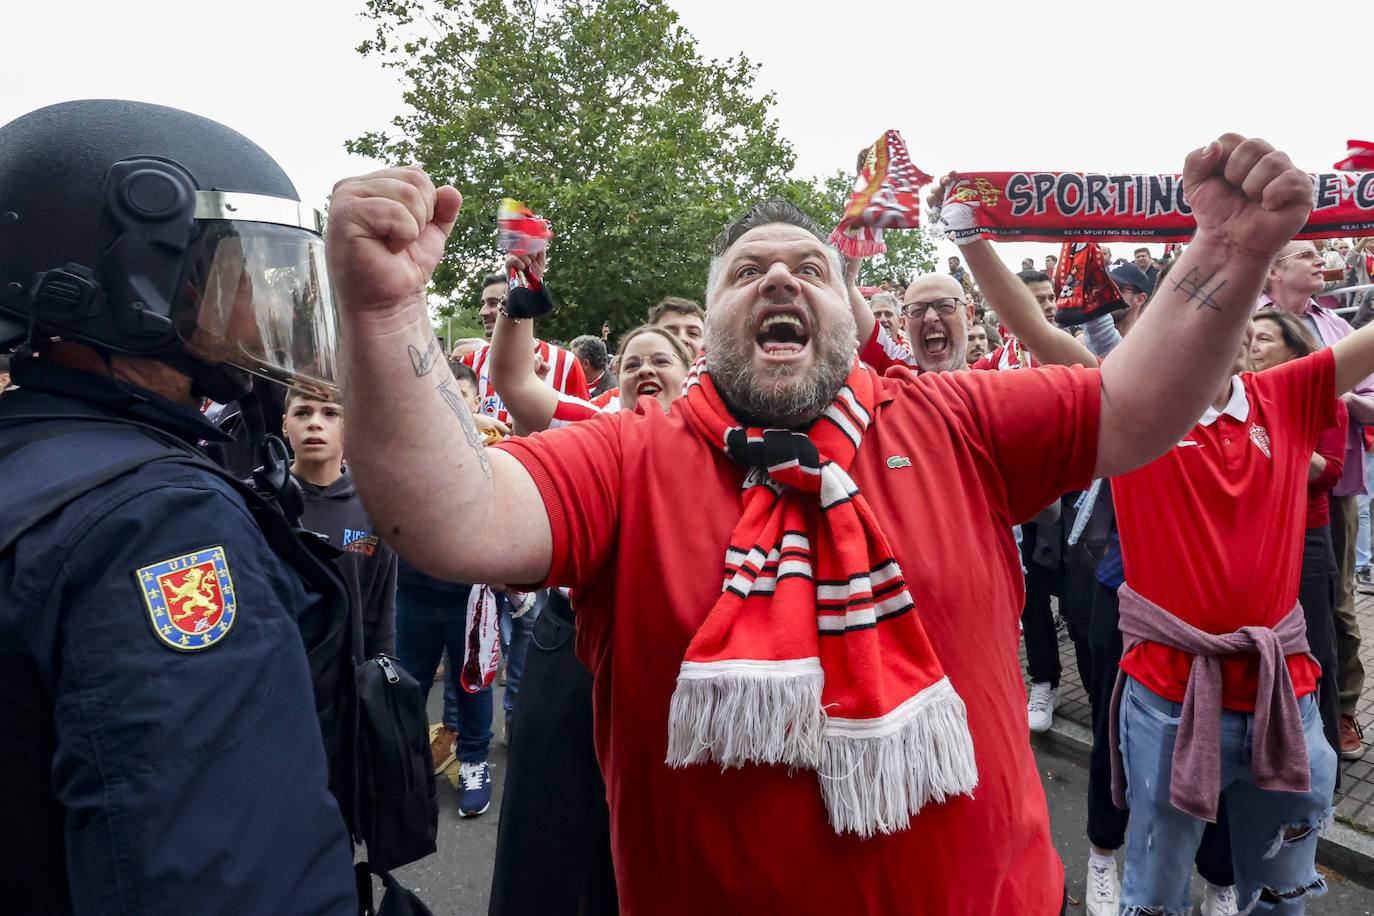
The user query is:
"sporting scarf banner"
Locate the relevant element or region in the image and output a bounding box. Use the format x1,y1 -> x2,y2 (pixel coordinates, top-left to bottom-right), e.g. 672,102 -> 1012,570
933,171 -> 1374,243
830,130 -> 933,257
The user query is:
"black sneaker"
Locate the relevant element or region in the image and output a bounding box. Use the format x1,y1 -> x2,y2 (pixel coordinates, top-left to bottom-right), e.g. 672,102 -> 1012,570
1357,568 -> 1374,596
457,760 -> 492,817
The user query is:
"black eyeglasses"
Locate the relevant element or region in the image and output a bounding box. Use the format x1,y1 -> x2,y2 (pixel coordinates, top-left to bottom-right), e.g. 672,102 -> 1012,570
902,297 -> 964,319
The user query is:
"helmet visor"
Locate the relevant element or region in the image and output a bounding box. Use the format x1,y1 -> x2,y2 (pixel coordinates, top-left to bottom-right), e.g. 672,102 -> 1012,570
176,220 -> 338,397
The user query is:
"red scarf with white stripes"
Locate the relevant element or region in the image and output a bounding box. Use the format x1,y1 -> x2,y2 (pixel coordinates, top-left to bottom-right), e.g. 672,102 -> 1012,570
667,361 -> 977,837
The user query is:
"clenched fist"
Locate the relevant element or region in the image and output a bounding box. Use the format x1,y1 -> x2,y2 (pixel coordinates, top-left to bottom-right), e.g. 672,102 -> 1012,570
1183,135 -> 1312,261
326,166 -> 462,316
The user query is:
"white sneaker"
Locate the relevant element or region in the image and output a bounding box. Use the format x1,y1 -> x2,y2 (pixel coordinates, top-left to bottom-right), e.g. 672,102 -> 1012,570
1085,858 -> 1120,916
1200,883 -> 1238,916
1027,681 -> 1060,733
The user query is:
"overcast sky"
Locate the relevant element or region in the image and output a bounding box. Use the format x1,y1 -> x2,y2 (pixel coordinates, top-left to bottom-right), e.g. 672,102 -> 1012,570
6,0 -> 1371,279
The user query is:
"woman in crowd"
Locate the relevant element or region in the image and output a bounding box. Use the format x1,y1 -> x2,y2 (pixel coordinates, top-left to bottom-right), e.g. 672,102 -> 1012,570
1251,309 -> 1348,758
489,312 -> 691,432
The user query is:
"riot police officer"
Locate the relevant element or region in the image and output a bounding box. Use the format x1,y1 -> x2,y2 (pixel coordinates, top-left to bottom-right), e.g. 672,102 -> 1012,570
0,100 -> 357,913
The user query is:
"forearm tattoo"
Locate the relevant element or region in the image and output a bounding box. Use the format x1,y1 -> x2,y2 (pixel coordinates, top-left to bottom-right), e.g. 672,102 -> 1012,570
1171,267 -> 1227,313
437,376 -> 491,478
408,338 -> 440,377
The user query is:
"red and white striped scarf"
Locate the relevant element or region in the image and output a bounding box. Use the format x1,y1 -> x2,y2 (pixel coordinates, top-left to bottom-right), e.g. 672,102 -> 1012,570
668,361 -> 977,836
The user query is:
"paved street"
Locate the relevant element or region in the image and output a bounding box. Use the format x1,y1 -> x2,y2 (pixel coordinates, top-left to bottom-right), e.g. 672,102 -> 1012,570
371,681 -> 1374,914
1036,734 -> 1374,914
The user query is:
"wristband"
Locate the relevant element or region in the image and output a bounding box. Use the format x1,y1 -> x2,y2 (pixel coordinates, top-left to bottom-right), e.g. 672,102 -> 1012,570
502,282 -> 556,320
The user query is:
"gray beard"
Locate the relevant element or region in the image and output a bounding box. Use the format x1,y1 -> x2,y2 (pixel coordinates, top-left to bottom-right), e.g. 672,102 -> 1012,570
704,310 -> 855,429
914,333 -> 968,373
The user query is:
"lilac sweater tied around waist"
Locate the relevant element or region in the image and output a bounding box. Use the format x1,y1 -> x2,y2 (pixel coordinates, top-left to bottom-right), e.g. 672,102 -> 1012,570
1109,583 -> 1315,823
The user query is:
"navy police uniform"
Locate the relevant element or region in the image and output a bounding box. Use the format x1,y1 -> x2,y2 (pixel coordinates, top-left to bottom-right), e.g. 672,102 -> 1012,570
0,357 -> 357,914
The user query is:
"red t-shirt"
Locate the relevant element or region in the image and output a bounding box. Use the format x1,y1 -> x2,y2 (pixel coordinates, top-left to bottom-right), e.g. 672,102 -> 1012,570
1115,350 -> 1337,711
496,364 -> 1102,915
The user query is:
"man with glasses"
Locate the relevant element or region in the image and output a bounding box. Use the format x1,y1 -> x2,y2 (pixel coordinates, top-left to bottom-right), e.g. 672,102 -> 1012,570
856,243 -> 1083,377
853,274 -> 974,375
1262,239 -> 1374,761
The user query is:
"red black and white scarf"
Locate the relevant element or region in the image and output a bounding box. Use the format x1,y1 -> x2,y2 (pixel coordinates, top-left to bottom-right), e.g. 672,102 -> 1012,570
668,361 -> 977,837
1052,241 -> 1126,326
829,130 -> 934,258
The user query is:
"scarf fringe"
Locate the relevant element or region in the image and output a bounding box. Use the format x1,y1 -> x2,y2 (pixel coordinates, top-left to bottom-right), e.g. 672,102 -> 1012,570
829,229 -> 887,259
818,677 -> 979,838
665,659 -> 824,769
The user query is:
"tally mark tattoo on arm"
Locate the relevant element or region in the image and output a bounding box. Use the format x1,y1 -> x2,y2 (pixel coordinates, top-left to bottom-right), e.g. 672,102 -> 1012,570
437,377 -> 491,477
408,338 -> 440,377
1171,268 -> 1228,313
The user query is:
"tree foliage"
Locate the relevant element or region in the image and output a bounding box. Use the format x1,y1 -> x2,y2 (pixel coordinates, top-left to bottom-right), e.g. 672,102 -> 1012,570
349,0 -> 804,339
349,0 -> 937,338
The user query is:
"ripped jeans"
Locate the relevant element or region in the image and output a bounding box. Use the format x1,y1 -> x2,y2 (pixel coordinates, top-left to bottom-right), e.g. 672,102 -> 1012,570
1119,677 -> 1336,915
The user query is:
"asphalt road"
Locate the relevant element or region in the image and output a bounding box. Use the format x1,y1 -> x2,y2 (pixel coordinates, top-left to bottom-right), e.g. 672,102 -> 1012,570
374,684 -> 1374,914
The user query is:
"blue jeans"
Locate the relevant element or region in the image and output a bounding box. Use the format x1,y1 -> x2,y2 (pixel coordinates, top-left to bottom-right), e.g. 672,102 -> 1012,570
1119,677 -> 1336,914
394,583 -> 493,763
499,590 -> 542,723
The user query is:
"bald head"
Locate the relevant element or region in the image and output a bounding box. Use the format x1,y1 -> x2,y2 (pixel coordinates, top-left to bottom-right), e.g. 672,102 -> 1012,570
904,274 -> 965,304
902,273 -> 972,373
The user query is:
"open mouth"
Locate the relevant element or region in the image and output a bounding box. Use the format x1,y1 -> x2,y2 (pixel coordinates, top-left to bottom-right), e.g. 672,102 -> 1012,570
636,381 -> 662,397
755,308 -> 810,359
921,328 -> 950,356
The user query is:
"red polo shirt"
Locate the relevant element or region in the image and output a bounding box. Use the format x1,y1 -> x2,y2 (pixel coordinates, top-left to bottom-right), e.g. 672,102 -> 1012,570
1115,350 -> 1336,711
496,363 -> 1101,915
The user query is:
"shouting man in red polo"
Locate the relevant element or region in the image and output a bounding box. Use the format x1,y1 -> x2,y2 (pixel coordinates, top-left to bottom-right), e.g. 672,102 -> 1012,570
331,135 -> 1312,915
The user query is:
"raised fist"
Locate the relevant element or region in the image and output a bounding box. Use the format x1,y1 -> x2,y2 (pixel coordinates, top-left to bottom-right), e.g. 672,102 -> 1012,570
1182,135 -> 1312,261
326,166 -> 462,316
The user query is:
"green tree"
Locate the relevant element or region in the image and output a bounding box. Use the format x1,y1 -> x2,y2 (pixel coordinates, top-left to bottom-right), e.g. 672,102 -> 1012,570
348,0 -> 801,340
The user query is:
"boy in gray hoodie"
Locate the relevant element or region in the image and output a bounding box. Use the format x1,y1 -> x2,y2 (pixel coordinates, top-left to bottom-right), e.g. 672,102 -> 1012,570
283,388 -> 397,659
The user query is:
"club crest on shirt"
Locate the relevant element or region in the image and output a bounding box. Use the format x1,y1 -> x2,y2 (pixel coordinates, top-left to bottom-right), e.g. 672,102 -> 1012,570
1249,424 -> 1272,459
136,546 -> 236,652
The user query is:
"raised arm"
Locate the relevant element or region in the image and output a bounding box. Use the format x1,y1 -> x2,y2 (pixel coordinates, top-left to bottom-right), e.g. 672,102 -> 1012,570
329,167 -> 552,585
1094,135 -> 1313,479
959,238 -> 1097,368
845,255 -> 877,345
488,253 -> 561,435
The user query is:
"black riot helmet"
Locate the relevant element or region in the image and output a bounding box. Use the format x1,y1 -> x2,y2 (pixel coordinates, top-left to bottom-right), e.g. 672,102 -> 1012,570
0,99 -> 338,401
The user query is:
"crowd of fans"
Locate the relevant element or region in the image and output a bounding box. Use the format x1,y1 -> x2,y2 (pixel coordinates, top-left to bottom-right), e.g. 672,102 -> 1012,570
374,216 -> 1374,913
15,124 -> 1374,914
189,216 -> 1374,913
